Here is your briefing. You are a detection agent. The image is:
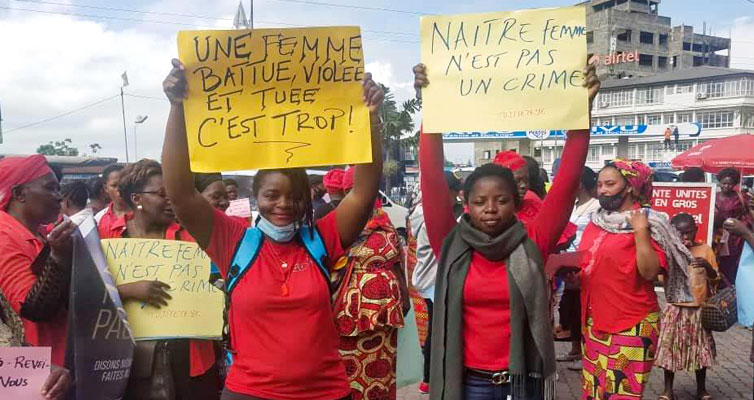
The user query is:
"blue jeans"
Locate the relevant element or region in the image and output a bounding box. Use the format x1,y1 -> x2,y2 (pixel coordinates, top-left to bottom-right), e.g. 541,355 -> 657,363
463,375 -> 542,400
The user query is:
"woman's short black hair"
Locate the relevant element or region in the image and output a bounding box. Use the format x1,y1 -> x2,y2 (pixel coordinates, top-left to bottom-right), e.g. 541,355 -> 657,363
102,163 -> 124,181
463,163 -> 521,208
581,166 -> 597,192
223,178 -> 239,188
670,212 -> 696,229
86,176 -> 106,200
61,181 -> 89,209
253,169 -> 313,229
118,159 -> 162,209
717,168 -> 740,183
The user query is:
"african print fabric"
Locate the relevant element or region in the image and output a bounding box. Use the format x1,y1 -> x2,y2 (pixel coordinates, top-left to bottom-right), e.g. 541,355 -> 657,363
581,312 -> 660,400
655,304 -> 716,372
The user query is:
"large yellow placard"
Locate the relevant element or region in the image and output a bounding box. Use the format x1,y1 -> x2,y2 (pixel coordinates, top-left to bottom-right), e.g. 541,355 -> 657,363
102,239 -> 224,340
177,27 -> 372,172
420,7 -> 589,133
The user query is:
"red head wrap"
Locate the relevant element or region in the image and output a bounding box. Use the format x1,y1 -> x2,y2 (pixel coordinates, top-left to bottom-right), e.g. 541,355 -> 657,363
322,168 -> 345,194
342,167 -> 356,191
493,151 -> 527,171
0,155 -> 54,210
608,158 -> 654,206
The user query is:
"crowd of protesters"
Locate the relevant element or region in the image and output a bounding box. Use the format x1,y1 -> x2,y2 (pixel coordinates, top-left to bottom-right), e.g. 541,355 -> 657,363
0,57 -> 752,400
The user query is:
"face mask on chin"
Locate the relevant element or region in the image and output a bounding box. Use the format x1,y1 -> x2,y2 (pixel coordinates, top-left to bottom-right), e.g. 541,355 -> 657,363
256,215 -> 298,242
598,186 -> 628,211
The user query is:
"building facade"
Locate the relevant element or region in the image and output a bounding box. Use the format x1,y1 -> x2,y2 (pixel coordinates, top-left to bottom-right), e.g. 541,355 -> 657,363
583,0 -> 730,79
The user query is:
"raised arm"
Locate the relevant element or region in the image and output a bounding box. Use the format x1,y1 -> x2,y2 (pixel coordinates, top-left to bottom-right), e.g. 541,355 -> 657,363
335,74 -> 384,248
414,64 -> 457,257
161,59 -> 216,248
531,65 -> 600,256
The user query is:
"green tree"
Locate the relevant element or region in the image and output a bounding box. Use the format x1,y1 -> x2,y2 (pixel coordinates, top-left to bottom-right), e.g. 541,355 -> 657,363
36,138 -> 79,156
377,84 -> 421,195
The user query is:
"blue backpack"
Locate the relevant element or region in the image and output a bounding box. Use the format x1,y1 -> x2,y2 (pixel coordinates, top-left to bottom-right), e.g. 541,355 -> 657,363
216,225 -> 330,365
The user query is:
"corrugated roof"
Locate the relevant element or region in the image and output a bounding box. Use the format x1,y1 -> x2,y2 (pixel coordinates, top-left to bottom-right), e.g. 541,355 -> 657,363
600,66 -> 754,89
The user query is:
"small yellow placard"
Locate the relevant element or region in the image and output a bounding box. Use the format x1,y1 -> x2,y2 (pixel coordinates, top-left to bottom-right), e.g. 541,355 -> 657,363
102,239 -> 223,340
420,7 -> 589,133
177,27 -> 372,172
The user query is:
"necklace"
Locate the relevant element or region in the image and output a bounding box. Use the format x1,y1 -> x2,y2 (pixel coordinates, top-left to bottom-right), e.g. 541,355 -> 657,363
266,241 -> 293,296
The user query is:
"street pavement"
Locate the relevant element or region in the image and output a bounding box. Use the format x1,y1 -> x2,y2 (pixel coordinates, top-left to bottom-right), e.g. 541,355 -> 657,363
398,293 -> 754,399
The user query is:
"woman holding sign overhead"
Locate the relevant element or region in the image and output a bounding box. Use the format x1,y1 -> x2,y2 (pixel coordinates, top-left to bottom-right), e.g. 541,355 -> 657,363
413,63 -> 600,400
161,58 -> 384,400
99,159 -> 220,400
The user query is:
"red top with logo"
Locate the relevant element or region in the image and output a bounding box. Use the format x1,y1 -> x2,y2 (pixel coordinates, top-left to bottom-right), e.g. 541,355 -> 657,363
0,211 -> 68,365
579,223 -> 668,333
420,128 -> 590,370
97,203 -> 130,240
99,216 -> 216,377
205,208 -> 351,400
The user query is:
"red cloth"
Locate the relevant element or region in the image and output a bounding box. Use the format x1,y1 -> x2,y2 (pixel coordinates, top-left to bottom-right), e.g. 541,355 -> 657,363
99,220 -> 215,377
609,158 -> 655,206
0,211 -> 68,365
671,133 -> 754,175
97,203 -> 130,239
323,169 -> 345,194
492,150 -> 527,171
0,155 -> 53,210
419,128 -> 589,368
517,191 -> 577,248
205,208 -> 350,400
578,223 -> 668,333
342,167 -> 356,191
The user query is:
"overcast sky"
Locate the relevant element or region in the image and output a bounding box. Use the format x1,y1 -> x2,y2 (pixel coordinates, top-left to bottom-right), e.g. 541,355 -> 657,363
1,0 -> 753,163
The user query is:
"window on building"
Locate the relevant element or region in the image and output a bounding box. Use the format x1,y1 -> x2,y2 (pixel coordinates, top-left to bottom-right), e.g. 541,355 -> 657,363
637,115 -> 646,125
649,1 -> 658,13
647,114 -> 662,125
601,89 -> 633,108
742,110 -> 754,128
588,146 -> 600,162
636,87 -> 663,105
647,143 -> 663,162
615,116 -> 635,126
640,31 -> 654,44
659,34 -> 668,46
483,150 -> 491,160
602,145 -> 614,156
702,78 -> 754,98
658,56 -> 668,68
672,56 -> 678,68
677,113 -> 692,123
627,144 -> 645,160
665,85 -> 675,95
676,83 -> 693,93
543,148 -> 553,164
693,56 -> 705,66
692,43 -> 704,52
600,117 -> 613,126
676,141 -> 694,152
663,113 -> 675,124
698,110 -> 735,129
586,31 -> 594,44
639,54 -> 653,67
683,42 -> 691,51
617,29 -> 632,42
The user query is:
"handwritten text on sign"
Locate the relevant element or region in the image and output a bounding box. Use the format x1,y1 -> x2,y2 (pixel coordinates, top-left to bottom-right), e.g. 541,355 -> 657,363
420,7 -> 589,133
102,239 -> 224,340
177,27 -> 372,172
651,183 -> 717,245
0,347 -> 50,400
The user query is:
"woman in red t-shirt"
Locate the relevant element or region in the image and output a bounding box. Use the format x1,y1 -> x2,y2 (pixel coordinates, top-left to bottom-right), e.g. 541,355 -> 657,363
579,159 -> 689,399
160,59 -> 385,400
413,63 -> 600,400
102,159 -> 220,400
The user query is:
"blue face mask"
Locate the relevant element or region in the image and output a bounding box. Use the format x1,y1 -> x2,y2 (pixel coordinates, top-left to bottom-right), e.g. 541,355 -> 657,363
256,215 -> 298,242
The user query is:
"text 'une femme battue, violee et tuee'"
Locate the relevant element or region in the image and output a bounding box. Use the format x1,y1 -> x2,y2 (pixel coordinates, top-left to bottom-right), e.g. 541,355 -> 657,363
189,31 -> 365,147
429,16 -> 587,96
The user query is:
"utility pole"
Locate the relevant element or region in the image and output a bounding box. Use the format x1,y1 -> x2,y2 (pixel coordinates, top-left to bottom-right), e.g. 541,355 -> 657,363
120,71 -> 130,162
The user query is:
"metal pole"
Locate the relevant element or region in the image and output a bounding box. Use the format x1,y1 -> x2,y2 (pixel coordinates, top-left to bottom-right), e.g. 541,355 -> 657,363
134,123 -> 138,160
249,0 -> 254,28
120,87 -> 129,162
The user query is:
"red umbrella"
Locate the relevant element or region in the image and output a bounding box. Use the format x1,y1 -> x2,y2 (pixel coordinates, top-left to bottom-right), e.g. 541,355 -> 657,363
672,134 -> 754,175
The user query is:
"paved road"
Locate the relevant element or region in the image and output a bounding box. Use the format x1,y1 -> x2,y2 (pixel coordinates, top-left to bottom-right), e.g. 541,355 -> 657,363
398,313 -> 754,399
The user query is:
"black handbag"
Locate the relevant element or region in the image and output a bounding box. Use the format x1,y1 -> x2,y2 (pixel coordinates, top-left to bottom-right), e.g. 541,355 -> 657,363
124,341 -> 175,400
701,273 -> 738,332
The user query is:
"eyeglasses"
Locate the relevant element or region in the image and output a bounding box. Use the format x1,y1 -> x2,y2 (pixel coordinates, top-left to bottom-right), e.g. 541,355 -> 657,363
137,190 -> 168,198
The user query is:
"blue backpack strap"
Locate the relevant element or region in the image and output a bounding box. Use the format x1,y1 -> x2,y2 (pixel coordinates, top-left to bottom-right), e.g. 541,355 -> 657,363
299,225 -> 329,281
226,227 -> 264,294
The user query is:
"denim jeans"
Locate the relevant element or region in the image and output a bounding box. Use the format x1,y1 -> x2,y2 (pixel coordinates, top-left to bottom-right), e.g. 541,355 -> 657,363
463,374 -> 543,400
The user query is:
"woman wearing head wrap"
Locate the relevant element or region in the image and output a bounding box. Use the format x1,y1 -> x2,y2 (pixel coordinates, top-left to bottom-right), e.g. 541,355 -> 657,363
332,168 -> 409,400
713,168 -> 753,284
314,168 -> 346,220
195,173 -> 230,212
579,159 -> 695,399
101,159 -> 219,400
0,155 -> 74,399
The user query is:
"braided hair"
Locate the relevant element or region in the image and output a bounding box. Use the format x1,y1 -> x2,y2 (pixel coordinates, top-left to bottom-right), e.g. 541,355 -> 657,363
253,168 -> 314,231
61,181 -> 89,209
118,159 -> 162,209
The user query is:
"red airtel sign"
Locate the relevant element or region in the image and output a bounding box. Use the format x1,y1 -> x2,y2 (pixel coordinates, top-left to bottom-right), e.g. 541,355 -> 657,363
589,50 -> 639,66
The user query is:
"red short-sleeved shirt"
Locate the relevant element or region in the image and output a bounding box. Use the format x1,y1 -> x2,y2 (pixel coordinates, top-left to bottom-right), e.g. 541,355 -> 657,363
205,209 -> 350,400
99,218 -> 216,377
0,211 -> 68,365
97,204 -> 130,240
579,223 -> 668,333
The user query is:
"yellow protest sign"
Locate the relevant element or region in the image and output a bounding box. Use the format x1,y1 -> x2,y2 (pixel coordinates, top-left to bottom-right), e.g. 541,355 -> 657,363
102,239 -> 223,340
177,27 -> 372,172
420,7 -> 589,133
